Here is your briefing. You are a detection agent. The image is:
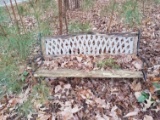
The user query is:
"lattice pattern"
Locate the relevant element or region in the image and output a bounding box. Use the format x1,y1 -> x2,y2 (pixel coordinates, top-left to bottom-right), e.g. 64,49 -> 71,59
45,34 -> 138,56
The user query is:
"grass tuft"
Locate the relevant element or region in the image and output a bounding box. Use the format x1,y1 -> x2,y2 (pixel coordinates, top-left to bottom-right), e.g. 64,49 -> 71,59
68,21 -> 91,33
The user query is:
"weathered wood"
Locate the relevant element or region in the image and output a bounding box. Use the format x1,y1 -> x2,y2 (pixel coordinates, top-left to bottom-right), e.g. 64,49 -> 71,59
34,68 -> 143,78
133,36 -> 138,55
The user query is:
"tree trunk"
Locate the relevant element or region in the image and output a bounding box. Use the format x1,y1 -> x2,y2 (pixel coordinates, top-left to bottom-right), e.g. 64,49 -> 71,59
64,0 -> 70,10
58,0 -> 63,35
64,0 -> 80,10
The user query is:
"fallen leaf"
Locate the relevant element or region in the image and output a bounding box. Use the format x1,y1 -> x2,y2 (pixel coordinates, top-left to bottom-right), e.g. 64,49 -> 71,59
96,114 -> 110,120
143,115 -> 153,120
8,98 -> 19,107
123,108 -> 139,118
110,105 -> 119,120
64,84 -> 71,89
71,105 -> 83,113
55,85 -> 62,93
37,112 -> 51,120
59,101 -> 82,120
18,87 -> 31,104
132,60 -> 143,70
131,81 -> 142,91
76,56 -> 83,62
95,98 -> 110,109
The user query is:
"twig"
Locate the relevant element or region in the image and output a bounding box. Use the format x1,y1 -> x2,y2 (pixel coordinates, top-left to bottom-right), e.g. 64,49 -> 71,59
3,1 -> 13,22
0,24 -> 7,37
64,0 -> 69,10
0,95 -> 8,112
107,0 -> 116,33
63,0 -> 68,34
28,0 -> 41,32
9,0 -> 20,34
142,0 -> 146,16
14,0 -> 26,33
29,70 -> 37,85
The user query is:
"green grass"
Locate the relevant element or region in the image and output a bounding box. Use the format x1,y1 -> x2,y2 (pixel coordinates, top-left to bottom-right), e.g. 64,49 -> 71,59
97,58 -> 120,69
100,0 -> 119,16
0,0 -> 58,100
0,4 -> 34,99
31,81 -> 50,103
8,33 -> 34,59
82,0 -> 95,10
17,99 -> 35,117
121,0 -> 142,26
68,21 -> 91,33
0,55 -> 21,97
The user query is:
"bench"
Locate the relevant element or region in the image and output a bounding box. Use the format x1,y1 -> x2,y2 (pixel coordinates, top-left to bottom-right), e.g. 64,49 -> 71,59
34,32 -> 144,78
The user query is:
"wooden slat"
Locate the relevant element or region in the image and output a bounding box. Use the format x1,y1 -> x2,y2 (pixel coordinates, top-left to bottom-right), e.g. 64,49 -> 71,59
34,68 -> 143,78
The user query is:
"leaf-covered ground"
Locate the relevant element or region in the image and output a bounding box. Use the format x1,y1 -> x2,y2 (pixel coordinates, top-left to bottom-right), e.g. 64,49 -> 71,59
0,0 -> 160,119
42,54 -> 142,71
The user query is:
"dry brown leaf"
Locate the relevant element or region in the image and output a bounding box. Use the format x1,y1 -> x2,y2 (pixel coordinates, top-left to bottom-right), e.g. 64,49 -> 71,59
131,81 -> 142,91
41,54 -> 142,71
59,101 -> 82,120
8,98 -> 19,107
143,115 -> 153,120
63,84 -> 71,89
110,105 -> 119,120
79,89 -> 94,99
55,85 -> 62,93
123,108 -> 139,118
95,98 -> 110,109
96,114 -> 110,120
0,114 -> 8,120
37,112 -> 51,120
18,87 -> 31,104
132,60 -> 143,70
76,56 -> 83,62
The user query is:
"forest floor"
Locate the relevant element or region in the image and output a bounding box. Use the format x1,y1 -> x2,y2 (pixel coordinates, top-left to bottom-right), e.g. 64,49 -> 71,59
0,0 -> 160,120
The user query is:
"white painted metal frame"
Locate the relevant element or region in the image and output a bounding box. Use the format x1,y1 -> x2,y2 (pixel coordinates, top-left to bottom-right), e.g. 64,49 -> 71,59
43,33 -> 138,57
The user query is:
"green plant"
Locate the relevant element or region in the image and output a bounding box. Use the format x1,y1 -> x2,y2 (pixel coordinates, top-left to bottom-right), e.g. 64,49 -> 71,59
0,7 -> 9,23
17,100 -> 35,117
68,21 -> 91,33
31,81 -> 50,103
82,0 -> 95,10
101,0 -> 119,16
97,58 -> 120,69
0,59 -> 22,96
137,92 -> 149,102
8,33 -> 34,59
121,0 -> 142,26
0,6 -> 34,98
154,0 -> 160,4
21,71 -> 29,82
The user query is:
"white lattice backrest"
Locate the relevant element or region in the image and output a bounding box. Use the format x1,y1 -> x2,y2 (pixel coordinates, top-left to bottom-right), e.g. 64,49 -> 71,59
42,33 -> 138,56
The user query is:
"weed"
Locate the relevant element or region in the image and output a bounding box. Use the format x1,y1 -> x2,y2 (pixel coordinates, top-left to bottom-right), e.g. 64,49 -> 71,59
68,21 -> 90,33
82,0 -> 95,10
9,33 -> 34,59
0,7 -> 9,22
154,0 -> 160,4
0,59 -> 22,96
100,0 -> 119,16
121,0 -> 142,26
97,58 -> 120,69
17,99 -> 35,117
31,81 -> 50,103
